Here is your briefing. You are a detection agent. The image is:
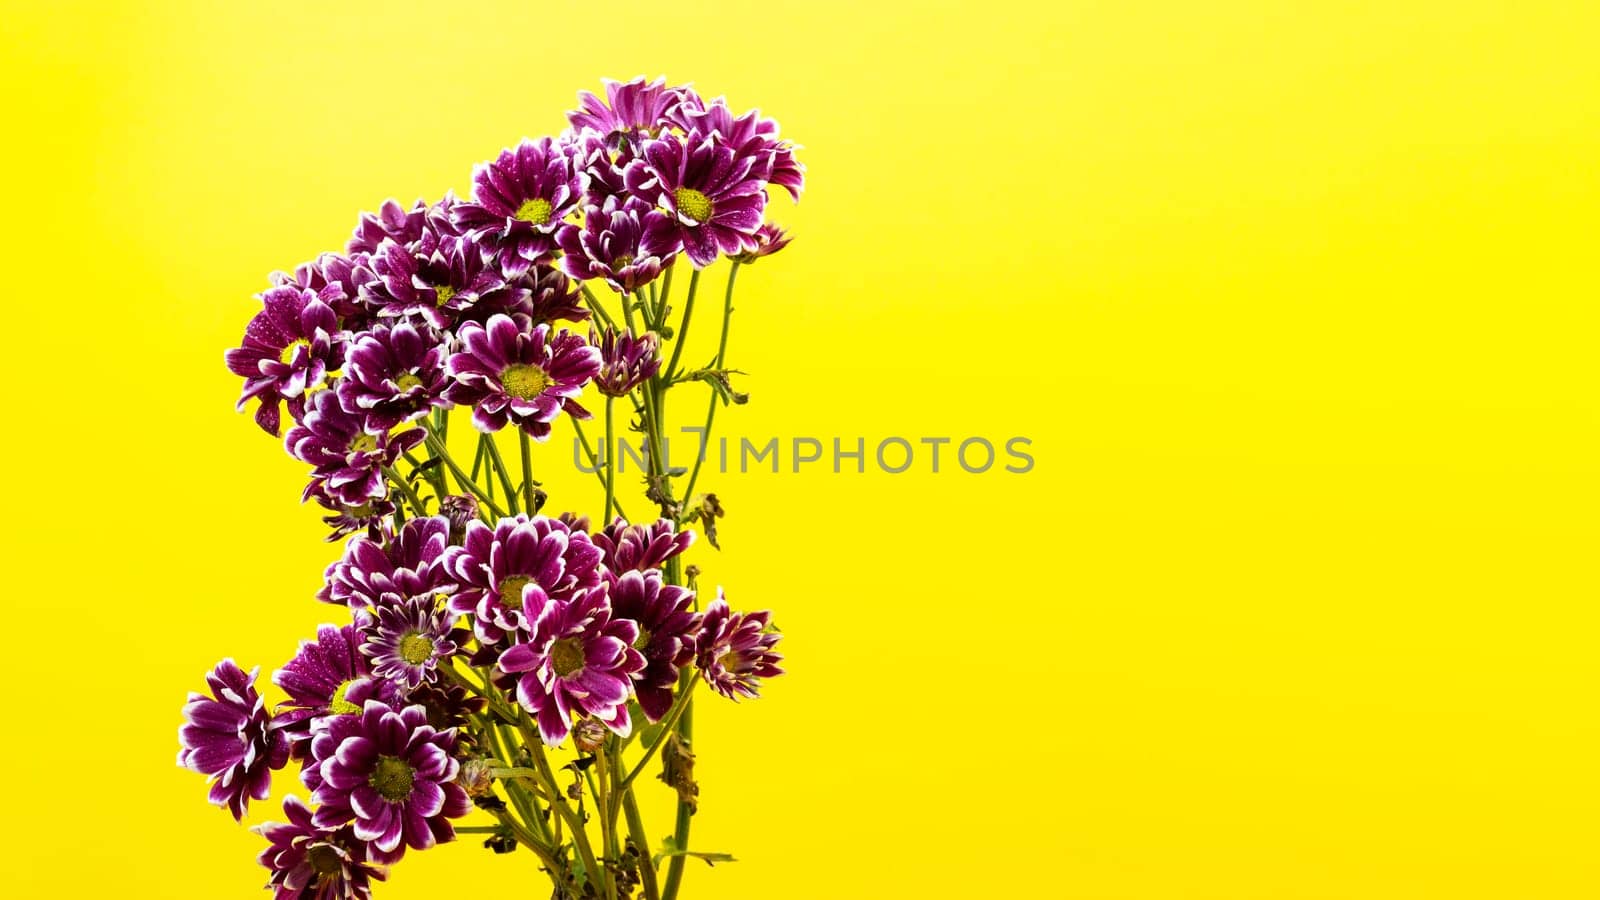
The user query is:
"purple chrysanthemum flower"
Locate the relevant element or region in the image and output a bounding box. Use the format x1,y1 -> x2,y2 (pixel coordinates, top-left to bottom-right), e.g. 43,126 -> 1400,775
567,76 -> 690,149
348,198 -> 431,255
734,222 -> 793,264
226,285 -> 347,435
558,200 -> 680,294
305,701 -> 471,865
335,322 -> 451,430
311,490 -> 396,543
255,796 -> 387,900
443,514 -> 606,646
695,590 -> 784,701
407,680 -> 486,735
670,95 -> 806,202
318,515 -> 453,611
521,265 -> 589,325
453,138 -> 586,278
593,517 -> 695,573
608,569 -> 698,721
361,594 -> 461,691
624,135 -> 767,267
286,390 -> 425,507
437,494 -> 480,540
565,129 -> 630,208
178,659 -> 289,821
361,233 -> 526,330
273,624 -> 403,757
444,314 -> 600,438
591,327 -> 661,398
498,588 -> 645,746
270,252 -> 376,325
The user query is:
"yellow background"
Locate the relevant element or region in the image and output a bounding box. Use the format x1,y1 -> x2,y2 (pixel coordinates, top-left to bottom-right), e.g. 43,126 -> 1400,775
3,1 -> 1597,897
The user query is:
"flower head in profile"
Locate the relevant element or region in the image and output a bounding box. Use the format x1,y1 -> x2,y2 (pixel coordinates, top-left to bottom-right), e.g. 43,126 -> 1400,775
558,199 -> 680,294
695,589 -> 784,701
312,491 -> 396,543
567,76 -> 691,149
273,624 -> 402,757
270,251 -> 376,326
453,138 -> 585,278
442,514 -> 606,646
319,515 -> 453,612
625,135 -> 767,267
305,701 -> 471,865
255,795 -> 387,900
336,321 -> 451,430
608,569 -> 699,721
361,594 -> 462,691
406,680 -> 486,735
517,265 -> 589,326
226,284 -> 347,435
734,222 -> 793,264
593,517 -> 695,573
177,660 -> 290,821
348,198 -> 433,255
591,327 -> 661,398
498,588 -> 646,745
286,391 -> 425,507
444,314 -> 599,438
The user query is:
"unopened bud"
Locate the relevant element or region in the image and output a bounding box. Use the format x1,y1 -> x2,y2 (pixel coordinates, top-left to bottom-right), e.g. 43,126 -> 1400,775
439,494 -> 479,539
572,718 -> 607,753
458,758 -> 495,797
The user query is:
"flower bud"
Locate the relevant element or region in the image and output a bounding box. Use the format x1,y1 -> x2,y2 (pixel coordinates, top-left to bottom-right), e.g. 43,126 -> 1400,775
572,717 -> 607,753
458,758 -> 496,798
439,494 -> 479,540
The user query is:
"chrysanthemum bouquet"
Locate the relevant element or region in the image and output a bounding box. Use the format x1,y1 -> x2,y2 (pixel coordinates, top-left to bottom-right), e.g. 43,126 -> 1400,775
178,77 -> 798,900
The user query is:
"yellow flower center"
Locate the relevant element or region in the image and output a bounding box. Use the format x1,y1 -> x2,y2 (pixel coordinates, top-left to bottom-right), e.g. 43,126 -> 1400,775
396,373 -> 424,392
349,433 -> 379,454
718,650 -> 739,672
328,679 -> 362,715
498,575 -> 533,610
550,637 -> 585,677
500,364 -> 552,400
633,628 -> 653,651
434,284 -> 456,306
306,845 -> 343,876
279,338 -> 310,365
515,197 -> 554,225
399,632 -> 435,665
369,756 -> 415,802
674,187 -> 714,223
613,253 -> 635,268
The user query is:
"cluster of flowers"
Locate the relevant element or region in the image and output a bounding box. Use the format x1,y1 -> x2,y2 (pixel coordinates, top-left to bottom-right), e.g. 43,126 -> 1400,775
223,74 -> 794,527
180,511 -> 780,897
182,77 -> 797,900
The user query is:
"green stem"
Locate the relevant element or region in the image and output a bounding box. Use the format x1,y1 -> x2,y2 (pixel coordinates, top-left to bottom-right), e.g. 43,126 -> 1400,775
620,681 -> 695,788
659,696 -> 694,900
572,417 -> 630,522
518,429 -> 537,514
677,262 -> 740,512
581,283 -> 618,331
382,466 -> 426,515
515,711 -> 605,894
595,749 -> 621,896
621,781 -> 661,900
423,435 -> 506,518
604,397 -> 617,520
663,268 -> 701,379
483,433 -> 519,515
